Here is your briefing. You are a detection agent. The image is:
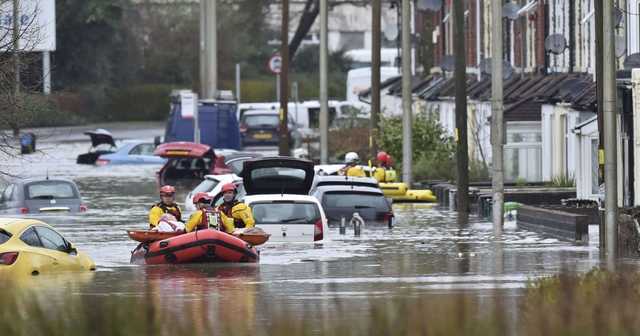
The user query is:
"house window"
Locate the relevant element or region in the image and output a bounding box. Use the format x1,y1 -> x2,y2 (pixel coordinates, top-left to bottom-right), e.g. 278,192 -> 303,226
504,123 -> 542,182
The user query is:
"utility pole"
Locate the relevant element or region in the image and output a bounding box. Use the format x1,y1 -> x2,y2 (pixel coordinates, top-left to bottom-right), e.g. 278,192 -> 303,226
595,0 -> 606,249
401,0 -> 412,185
371,0 -> 381,161
235,63 -> 241,104
454,0 -> 469,220
319,0 -> 329,164
491,0 -> 504,235
603,0 -> 618,258
279,0 -> 291,156
200,0 -> 206,97
205,0 -> 217,99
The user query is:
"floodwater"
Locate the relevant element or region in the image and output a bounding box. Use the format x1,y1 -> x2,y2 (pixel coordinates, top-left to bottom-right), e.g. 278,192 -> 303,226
1,123 -> 606,331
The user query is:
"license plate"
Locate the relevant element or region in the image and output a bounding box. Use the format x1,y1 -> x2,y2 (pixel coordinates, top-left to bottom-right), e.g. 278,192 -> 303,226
254,133 -> 273,140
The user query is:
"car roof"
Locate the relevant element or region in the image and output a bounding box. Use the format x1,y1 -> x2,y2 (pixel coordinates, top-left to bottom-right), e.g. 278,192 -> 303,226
244,194 -> 321,203
313,185 -> 384,194
17,178 -> 78,185
314,175 -> 378,184
0,218 -> 50,235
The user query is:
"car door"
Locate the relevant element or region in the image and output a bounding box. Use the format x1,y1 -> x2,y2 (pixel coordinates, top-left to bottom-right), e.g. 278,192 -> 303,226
0,184 -> 15,214
33,226 -> 84,272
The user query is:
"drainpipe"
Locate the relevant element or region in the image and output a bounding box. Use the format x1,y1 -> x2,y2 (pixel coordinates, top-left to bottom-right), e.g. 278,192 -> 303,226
568,0 -> 575,73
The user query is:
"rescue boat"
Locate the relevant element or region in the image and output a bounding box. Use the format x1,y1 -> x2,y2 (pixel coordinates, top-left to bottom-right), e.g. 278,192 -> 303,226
130,229 -> 259,264
379,182 -> 437,203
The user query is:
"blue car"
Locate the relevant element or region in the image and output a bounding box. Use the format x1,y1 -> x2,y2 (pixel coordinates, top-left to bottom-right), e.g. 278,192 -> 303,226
95,141 -> 166,165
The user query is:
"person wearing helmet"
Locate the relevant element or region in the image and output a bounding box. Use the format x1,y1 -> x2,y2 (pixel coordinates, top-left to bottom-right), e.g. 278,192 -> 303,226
149,185 -> 183,229
339,152 -> 366,177
373,151 -> 397,182
185,192 -> 218,233
216,183 -> 255,234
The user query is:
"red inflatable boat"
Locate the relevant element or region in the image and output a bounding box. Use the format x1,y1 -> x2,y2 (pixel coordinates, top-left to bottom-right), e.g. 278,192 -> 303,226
130,229 -> 259,264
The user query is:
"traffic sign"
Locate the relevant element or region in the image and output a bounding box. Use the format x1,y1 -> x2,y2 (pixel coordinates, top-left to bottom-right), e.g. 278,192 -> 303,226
268,54 -> 282,74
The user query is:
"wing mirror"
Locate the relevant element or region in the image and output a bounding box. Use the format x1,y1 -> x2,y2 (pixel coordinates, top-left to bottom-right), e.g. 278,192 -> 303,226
66,242 -> 78,255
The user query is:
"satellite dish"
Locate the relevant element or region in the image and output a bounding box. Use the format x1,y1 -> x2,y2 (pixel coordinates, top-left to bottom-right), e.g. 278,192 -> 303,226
623,53 -> 640,70
615,7 -> 624,27
503,2 -> 521,20
615,35 -> 627,58
417,0 -> 442,11
383,23 -> 399,41
479,58 -> 514,80
440,55 -> 455,72
545,34 -> 567,55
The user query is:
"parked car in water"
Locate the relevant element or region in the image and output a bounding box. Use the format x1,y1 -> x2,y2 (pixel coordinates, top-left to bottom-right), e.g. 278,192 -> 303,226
239,110 -> 298,148
154,142 -> 237,187
76,129 -> 116,164
0,218 -> 95,277
239,157 -> 328,242
0,178 -> 87,215
183,154 -> 262,211
95,141 -> 166,166
311,184 -> 394,228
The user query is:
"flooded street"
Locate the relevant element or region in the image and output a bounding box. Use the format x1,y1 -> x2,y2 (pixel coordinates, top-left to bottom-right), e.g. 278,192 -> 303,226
1,124 -> 606,330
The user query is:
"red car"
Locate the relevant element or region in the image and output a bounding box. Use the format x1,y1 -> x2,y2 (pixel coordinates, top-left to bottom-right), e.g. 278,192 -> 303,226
154,142 -> 234,187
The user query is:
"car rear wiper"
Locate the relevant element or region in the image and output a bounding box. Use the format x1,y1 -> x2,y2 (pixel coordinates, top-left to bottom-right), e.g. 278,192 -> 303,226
355,205 -> 374,209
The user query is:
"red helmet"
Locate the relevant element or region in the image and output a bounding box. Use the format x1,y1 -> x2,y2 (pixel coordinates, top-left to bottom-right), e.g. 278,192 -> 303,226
192,192 -> 213,204
159,185 -> 176,196
221,183 -> 237,193
377,151 -> 390,165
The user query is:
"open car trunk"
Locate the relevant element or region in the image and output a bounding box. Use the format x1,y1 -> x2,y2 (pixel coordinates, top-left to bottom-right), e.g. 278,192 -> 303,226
155,142 -> 216,187
76,129 -> 116,164
241,157 -> 314,195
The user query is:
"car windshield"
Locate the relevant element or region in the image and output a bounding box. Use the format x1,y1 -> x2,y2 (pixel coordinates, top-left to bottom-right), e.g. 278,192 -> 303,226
322,191 -> 389,211
243,115 -> 279,127
251,202 -> 320,224
192,179 -> 220,194
0,229 -> 11,245
26,181 -> 78,200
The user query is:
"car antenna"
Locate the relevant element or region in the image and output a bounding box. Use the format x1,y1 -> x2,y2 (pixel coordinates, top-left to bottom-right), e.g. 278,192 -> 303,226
46,170 -> 49,180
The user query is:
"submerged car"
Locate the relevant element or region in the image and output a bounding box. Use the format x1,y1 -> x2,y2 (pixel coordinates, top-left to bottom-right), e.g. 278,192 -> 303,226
96,141 -> 166,165
311,184 -> 394,228
0,178 -> 87,215
239,110 -> 299,148
154,142 -> 237,187
184,153 -> 262,211
239,157 -> 328,242
0,218 -> 95,276
76,129 -> 116,164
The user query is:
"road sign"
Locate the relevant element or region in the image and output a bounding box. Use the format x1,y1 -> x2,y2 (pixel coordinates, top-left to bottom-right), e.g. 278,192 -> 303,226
268,54 -> 282,74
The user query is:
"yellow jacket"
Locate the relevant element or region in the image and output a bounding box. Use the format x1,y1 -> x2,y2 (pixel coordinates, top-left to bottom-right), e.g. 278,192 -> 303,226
217,203 -> 255,234
184,209 -> 219,233
148,203 -> 182,228
373,167 -> 397,183
344,165 -> 366,177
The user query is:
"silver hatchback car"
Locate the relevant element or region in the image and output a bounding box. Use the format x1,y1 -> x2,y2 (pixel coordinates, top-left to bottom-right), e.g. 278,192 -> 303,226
0,178 -> 87,215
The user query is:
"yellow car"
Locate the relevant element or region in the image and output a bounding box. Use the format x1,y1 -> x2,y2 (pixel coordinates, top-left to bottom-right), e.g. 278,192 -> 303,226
0,218 -> 95,276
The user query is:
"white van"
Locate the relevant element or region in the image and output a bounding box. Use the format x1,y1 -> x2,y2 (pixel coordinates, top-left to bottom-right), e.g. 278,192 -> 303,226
344,48 -> 399,69
238,102 -> 309,129
346,67 -> 400,102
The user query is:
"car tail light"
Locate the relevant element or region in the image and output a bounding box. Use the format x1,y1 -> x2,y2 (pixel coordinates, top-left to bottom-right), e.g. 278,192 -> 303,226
314,219 -> 324,241
95,159 -> 110,166
19,207 -> 28,214
0,252 -> 18,265
240,123 -> 248,133
80,205 -> 88,212
383,212 -> 395,228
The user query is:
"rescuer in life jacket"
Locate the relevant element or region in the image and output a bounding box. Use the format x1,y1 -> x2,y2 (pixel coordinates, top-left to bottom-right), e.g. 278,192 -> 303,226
372,151 -> 397,183
216,183 -> 255,234
185,192 -> 218,233
339,152 -> 366,177
149,185 -> 183,229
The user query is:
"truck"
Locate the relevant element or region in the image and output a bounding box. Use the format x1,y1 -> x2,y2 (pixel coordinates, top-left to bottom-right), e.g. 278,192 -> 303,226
164,90 -> 241,150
